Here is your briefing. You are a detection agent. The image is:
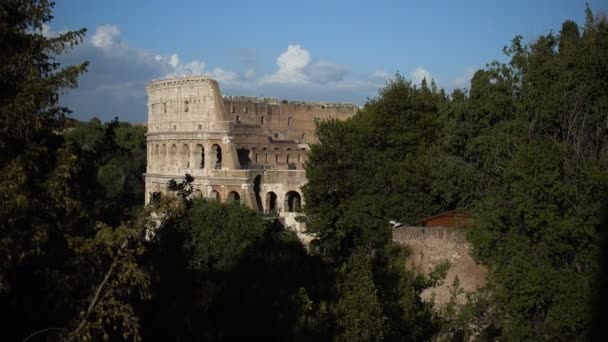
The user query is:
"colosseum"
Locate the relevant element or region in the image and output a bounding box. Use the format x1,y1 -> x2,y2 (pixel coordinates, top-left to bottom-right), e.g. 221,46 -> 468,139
145,76 -> 358,239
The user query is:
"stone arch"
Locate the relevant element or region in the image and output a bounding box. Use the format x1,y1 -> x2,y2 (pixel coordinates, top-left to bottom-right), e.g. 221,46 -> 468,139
154,144 -> 160,170
195,144 -> 204,168
265,191 -> 277,214
212,144 -> 222,169
253,175 -> 263,212
181,144 -> 190,169
237,147 -> 251,168
227,191 -> 240,204
209,190 -> 220,201
169,144 -> 178,170
284,191 -> 302,213
192,189 -> 202,198
160,144 -> 167,170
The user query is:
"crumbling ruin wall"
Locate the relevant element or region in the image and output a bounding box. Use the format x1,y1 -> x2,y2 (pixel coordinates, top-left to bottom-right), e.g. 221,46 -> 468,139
393,226 -> 488,306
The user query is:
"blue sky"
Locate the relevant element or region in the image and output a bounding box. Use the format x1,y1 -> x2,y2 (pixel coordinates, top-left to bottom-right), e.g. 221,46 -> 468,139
48,0 -> 603,122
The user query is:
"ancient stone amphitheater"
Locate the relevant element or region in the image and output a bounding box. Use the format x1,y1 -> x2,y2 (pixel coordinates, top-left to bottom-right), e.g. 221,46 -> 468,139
145,76 -> 358,240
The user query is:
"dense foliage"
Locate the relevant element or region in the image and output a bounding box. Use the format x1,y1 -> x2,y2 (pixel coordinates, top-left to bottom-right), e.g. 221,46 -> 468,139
0,2 -> 148,340
303,5 -> 608,341
1,1 -> 606,341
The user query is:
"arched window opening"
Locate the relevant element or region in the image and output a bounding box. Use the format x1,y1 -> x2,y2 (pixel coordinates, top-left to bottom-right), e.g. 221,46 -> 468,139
212,144 -> 222,169
265,154 -> 269,163
285,191 -> 302,213
265,192 -> 277,215
182,144 -> 190,169
160,144 -> 167,170
261,116 -> 264,125
227,191 -> 240,204
169,144 -> 178,169
154,144 -> 160,170
192,189 -> 202,198
236,115 -> 240,123
184,100 -> 189,112
253,176 -> 263,212
255,154 -> 259,163
209,190 -> 220,201
286,155 -> 291,163
195,144 -> 204,169
288,117 -> 292,126
237,147 -> 251,168
276,154 -> 280,163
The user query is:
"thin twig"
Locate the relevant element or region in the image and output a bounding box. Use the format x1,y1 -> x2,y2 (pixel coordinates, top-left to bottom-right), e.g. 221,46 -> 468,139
22,327 -> 67,342
71,239 -> 128,337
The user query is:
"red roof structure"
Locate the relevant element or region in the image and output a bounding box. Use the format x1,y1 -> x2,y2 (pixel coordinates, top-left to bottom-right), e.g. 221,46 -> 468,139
421,210 -> 471,228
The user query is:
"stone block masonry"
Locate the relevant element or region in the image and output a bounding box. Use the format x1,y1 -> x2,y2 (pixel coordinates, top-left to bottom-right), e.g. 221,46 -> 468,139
144,76 -> 358,242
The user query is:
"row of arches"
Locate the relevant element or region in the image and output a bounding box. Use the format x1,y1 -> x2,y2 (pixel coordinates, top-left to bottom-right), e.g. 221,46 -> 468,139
148,142 -> 222,172
189,186 -> 301,214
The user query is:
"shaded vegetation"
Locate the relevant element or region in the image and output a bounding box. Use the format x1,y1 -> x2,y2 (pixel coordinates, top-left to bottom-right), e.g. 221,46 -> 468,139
1,1 -> 606,341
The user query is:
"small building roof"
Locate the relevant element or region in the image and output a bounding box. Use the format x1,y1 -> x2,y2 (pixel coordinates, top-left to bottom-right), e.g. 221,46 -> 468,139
420,210 -> 472,227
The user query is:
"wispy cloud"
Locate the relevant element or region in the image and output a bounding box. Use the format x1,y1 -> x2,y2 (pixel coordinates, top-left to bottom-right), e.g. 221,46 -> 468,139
410,66 -> 434,84
56,23 -> 443,122
449,66 -> 477,90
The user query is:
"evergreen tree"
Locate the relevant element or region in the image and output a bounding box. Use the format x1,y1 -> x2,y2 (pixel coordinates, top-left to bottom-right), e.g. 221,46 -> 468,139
0,2 -> 148,340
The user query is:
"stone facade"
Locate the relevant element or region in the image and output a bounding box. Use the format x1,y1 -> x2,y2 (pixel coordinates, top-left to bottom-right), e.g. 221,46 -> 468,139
145,76 -> 358,241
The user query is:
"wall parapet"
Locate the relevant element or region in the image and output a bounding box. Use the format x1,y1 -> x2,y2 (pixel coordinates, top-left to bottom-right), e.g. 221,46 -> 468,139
393,226 -> 469,249
223,95 -> 359,109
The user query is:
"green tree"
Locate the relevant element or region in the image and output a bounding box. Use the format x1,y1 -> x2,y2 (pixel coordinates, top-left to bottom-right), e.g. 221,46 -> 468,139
302,75 -> 445,340
303,75 -> 449,262
140,193 -> 333,340
448,6 -> 608,339
65,118 -> 147,225
334,250 -> 386,342
0,2 -> 149,340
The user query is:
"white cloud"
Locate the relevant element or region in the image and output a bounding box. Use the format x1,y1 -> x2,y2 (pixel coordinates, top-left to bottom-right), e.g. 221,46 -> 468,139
168,54 -> 180,68
261,44 -> 350,85
59,25 -> 400,122
209,68 -> 241,84
450,66 -> 477,89
410,66 -> 433,84
262,44 -> 311,84
372,70 -> 390,80
41,23 -> 56,38
91,25 -> 124,51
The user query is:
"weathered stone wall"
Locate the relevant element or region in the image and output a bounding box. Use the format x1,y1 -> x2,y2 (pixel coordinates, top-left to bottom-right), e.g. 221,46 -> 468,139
393,227 -> 488,306
224,96 -> 357,145
145,77 -> 357,238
